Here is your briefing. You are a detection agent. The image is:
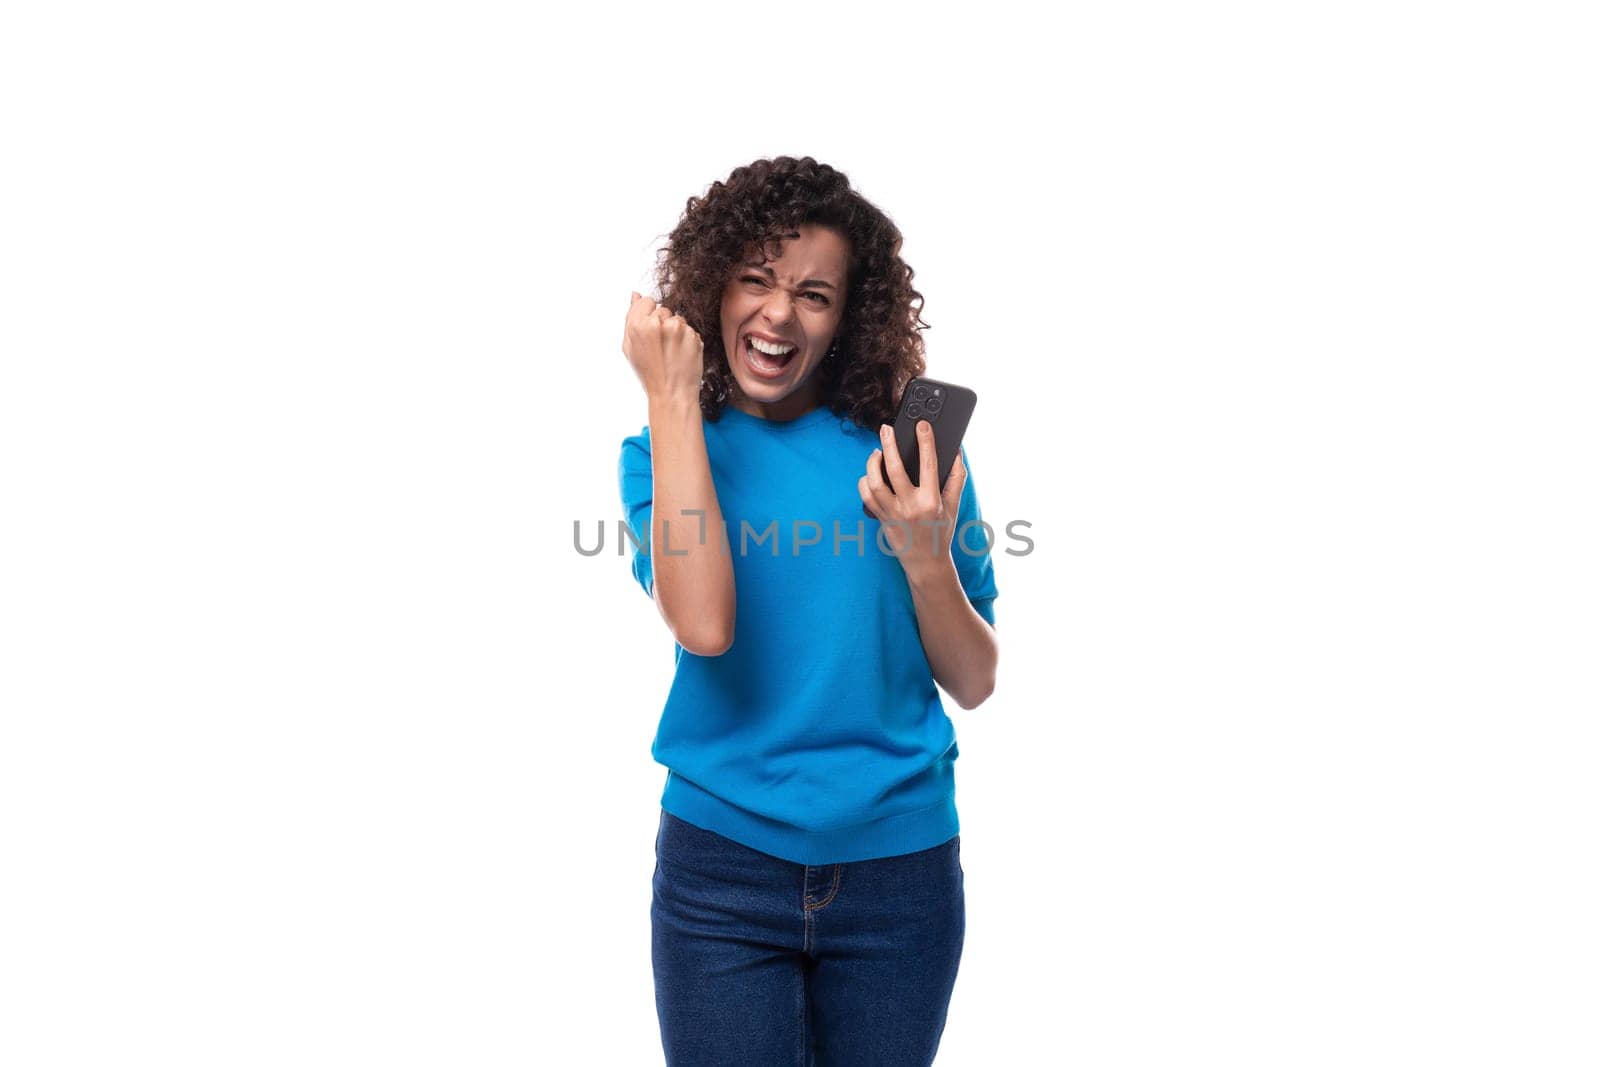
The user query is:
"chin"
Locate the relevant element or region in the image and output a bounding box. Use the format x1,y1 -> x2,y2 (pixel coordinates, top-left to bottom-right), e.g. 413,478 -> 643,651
733,360 -> 810,397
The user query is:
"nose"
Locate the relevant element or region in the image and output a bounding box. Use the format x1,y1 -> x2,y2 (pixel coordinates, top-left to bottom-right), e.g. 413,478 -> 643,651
761,289 -> 796,326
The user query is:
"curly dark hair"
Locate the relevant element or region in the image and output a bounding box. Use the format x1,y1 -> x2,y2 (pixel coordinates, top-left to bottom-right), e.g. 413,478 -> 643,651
650,155 -> 929,429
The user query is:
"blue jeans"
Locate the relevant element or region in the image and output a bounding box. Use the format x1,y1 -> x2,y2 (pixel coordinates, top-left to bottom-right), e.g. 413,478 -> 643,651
651,808 -> 966,1066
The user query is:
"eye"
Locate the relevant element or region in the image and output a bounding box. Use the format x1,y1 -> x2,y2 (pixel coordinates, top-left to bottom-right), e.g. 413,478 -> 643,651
740,275 -> 830,306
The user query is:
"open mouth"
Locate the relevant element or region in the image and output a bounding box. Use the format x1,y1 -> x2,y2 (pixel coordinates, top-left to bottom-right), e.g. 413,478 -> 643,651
742,334 -> 798,378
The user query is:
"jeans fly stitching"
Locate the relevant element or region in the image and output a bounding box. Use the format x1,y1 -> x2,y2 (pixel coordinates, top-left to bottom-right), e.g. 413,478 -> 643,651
803,863 -> 842,911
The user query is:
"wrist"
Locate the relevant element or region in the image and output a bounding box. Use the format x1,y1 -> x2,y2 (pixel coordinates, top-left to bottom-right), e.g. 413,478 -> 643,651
903,554 -> 959,593
648,392 -> 702,421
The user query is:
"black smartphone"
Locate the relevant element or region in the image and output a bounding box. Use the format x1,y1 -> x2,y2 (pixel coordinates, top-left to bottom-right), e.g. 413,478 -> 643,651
873,375 -> 977,495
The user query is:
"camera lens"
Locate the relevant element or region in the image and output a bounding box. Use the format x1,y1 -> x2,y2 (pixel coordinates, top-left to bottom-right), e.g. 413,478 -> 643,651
912,384 -> 929,400
907,402 -> 923,419
925,395 -> 942,414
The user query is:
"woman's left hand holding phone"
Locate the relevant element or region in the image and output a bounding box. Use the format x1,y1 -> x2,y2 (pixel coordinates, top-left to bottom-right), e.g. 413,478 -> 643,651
858,419 -> 966,582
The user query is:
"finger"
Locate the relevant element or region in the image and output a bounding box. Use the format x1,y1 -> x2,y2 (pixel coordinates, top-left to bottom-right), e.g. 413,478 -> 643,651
942,450 -> 967,517
878,424 -> 911,496
863,448 -> 893,509
858,475 -> 882,519
629,298 -> 657,333
916,420 -> 938,493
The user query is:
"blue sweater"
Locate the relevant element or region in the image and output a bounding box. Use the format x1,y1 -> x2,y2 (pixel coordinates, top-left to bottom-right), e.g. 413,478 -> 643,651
617,402 -> 998,865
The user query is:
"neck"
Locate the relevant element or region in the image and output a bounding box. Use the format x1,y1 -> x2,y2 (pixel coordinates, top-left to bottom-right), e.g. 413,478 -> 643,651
730,386 -> 822,423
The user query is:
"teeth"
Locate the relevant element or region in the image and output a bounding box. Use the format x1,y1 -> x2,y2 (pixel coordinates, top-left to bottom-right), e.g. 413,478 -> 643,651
748,336 -> 796,357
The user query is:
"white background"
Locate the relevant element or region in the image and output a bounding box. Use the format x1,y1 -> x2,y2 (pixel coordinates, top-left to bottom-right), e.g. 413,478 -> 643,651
3,2 -> 1596,1064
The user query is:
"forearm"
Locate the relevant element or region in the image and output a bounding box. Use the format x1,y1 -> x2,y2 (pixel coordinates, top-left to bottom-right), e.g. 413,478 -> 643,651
647,395 -> 736,655
905,558 -> 998,709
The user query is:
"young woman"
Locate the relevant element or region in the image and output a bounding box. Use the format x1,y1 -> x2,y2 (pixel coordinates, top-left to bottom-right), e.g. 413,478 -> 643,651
617,155 -> 1000,1066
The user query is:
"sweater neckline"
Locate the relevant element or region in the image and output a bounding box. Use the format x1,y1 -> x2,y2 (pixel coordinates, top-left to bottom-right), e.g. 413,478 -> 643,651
715,403 -> 835,432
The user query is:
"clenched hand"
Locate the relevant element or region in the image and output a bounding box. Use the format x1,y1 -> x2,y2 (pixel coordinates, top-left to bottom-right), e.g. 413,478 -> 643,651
622,292 -> 704,407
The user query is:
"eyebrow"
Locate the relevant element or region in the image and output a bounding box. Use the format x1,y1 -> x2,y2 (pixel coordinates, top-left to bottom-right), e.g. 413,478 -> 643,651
742,260 -> 839,291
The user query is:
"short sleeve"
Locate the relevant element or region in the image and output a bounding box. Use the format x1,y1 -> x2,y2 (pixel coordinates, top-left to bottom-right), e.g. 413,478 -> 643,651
951,441 -> 999,625
618,427 -> 654,598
